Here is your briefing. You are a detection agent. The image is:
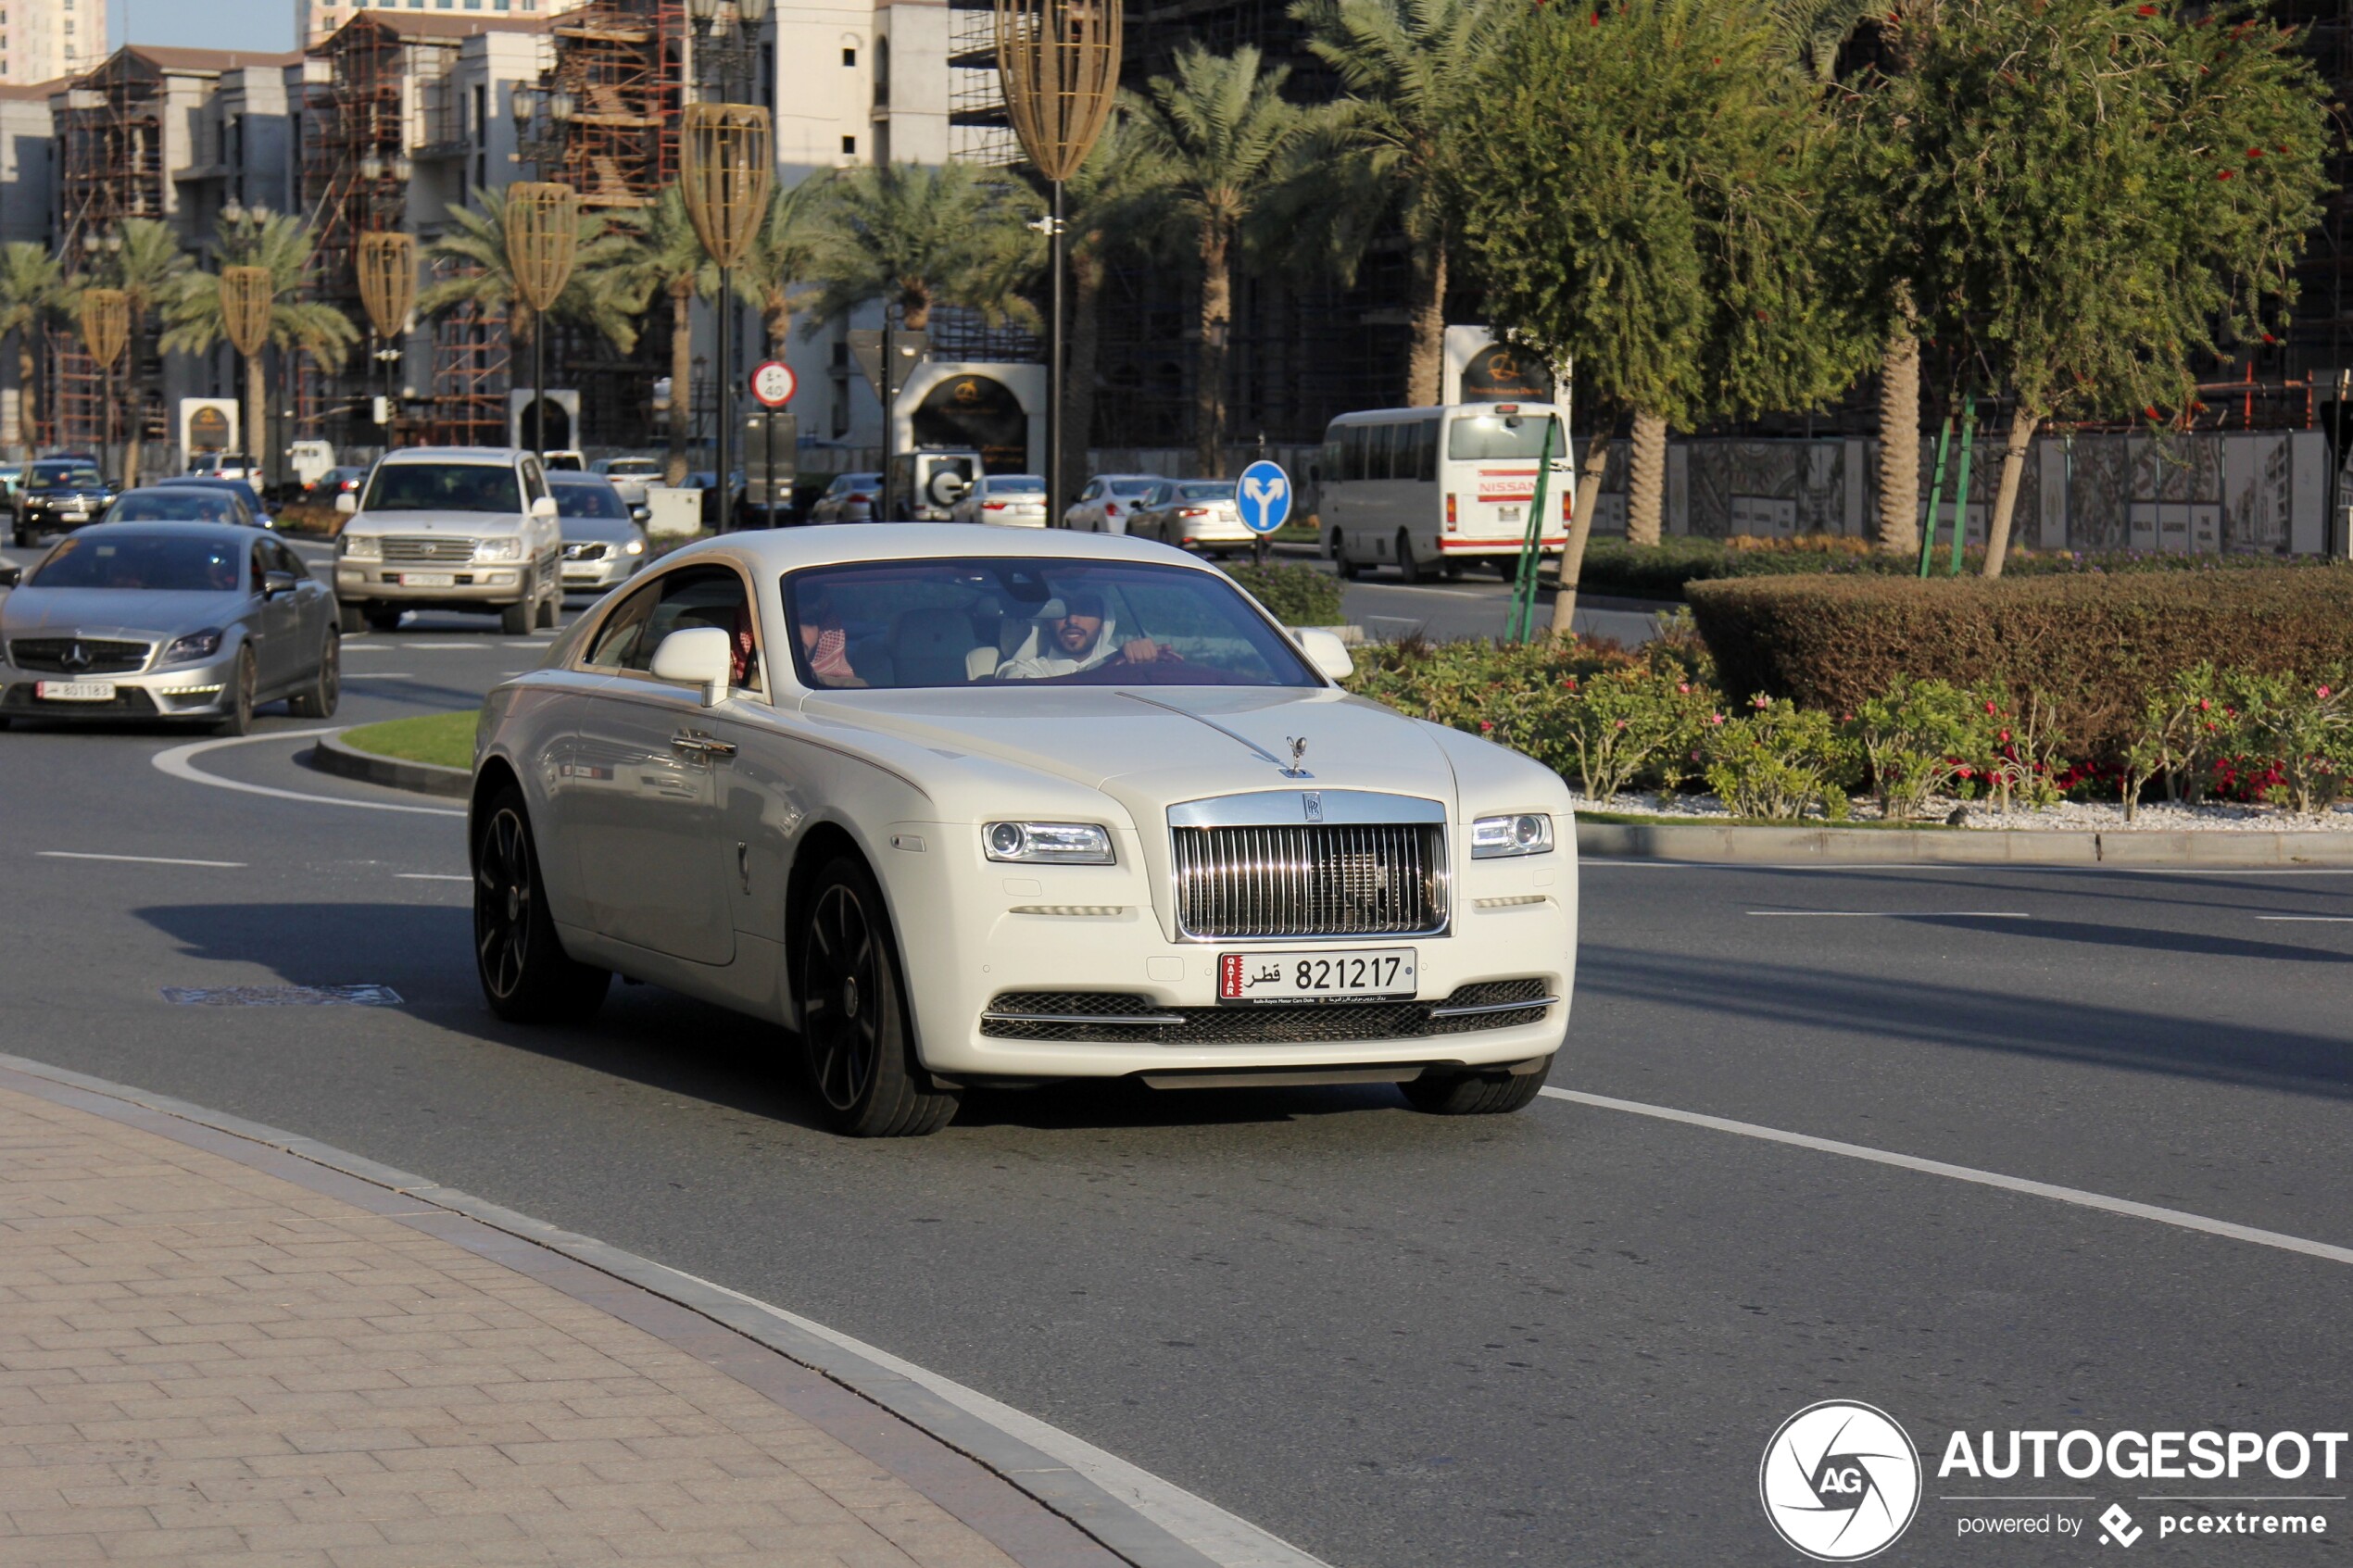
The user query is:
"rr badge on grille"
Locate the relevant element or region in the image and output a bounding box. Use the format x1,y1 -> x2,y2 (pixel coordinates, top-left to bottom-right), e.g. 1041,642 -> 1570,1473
1302,791 -> 1323,822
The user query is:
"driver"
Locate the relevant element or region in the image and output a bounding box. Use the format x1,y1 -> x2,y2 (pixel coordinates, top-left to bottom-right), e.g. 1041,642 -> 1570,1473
995,592 -> 1174,679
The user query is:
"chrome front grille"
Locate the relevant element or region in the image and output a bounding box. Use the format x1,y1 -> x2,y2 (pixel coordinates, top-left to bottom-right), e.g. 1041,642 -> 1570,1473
1173,822 -> 1449,939
561,541 -> 609,561
382,535 -> 479,563
9,638 -> 151,674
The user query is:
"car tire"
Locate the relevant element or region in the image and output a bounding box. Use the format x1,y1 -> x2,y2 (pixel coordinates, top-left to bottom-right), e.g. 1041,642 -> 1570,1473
287,630 -> 339,719
796,854 -> 959,1137
337,602 -> 367,634
535,578 -> 560,630
214,647 -> 257,737
1400,1058 -> 1552,1115
1396,530 -> 1427,584
472,785 -> 610,1024
1331,530 -> 1361,581
500,597 -> 532,635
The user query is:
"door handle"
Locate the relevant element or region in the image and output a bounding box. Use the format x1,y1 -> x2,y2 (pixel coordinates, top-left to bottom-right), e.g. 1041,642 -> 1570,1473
671,732 -> 736,758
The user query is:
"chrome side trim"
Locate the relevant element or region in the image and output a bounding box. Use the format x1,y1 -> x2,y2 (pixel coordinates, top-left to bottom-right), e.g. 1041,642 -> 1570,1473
1168,790 -> 1447,829
1428,995 -> 1559,1019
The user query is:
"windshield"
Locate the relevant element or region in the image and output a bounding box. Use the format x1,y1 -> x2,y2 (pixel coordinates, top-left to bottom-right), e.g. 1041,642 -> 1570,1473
783,558 -> 1318,691
552,481 -> 630,520
1176,483 -> 1236,502
1447,411 -> 1566,461
104,490 -> 243,524
987,477 -> 1045,494
603,459 -> 660,477
362,462 -> 522,514
1110,480 -> 1159,498
28,463 -> 103,493
30,532 -> 244,592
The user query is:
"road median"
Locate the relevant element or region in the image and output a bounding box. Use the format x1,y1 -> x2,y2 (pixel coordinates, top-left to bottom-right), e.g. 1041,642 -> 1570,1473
1577,818 -> 2353,866
310,722 -> 472,798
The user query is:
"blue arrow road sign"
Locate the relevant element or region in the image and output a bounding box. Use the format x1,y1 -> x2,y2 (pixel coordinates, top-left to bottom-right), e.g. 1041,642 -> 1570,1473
1237,459 -> 1292,534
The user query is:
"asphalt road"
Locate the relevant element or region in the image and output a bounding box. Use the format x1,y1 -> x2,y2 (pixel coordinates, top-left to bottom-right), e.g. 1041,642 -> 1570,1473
0,539 -> 2346,1566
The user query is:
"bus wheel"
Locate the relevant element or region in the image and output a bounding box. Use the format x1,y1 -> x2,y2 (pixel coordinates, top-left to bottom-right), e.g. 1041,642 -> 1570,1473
1331,531 -> 1361,581
1396,531 -> 1427,584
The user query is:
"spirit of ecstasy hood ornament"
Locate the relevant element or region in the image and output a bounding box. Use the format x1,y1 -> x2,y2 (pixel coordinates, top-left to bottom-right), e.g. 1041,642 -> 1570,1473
1282,736 -> 1309,778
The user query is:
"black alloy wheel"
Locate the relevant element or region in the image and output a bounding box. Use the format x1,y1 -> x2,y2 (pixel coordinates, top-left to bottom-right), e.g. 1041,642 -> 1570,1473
797,856 -> 958,1137
288,630 -> 339,718
472,786 -> 609,1022
215,647 -> 257,736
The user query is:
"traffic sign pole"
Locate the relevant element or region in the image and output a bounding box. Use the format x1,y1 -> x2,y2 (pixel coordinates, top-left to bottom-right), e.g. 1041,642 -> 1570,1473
1236,458 -> 1291,568
749,362 -> 796,527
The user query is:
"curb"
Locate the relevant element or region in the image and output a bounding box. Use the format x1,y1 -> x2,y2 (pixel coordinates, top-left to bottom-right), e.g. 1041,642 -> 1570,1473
1575,820 -> 2353,867
309,728 -> 472,798
0,1050 -> 1322,1568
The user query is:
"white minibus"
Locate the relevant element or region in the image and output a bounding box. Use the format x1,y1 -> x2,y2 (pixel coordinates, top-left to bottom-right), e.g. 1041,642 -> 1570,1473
1319,402 -> 1574,581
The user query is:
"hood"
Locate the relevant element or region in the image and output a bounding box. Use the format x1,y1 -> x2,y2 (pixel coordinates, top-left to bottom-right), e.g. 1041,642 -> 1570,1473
560,517 -> 642,545
799,684 -> 1459,825
347,509 -> 522,532
3,588 -> 248,641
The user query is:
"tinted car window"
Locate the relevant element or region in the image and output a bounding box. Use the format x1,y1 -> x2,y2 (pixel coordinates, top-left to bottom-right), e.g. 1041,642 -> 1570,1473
1448,411 -> 1565,461
583,580 -> 660,669
31,533 -> 245,592
550,479 -> 630,520
1111,480 -> 1159,497
1177,483 -> 1237,501
103,490 -> 242,523
987,477 -> 1045,494
27,462 -> 104,492
363,462 -> 523,513
627,567 -> 762,691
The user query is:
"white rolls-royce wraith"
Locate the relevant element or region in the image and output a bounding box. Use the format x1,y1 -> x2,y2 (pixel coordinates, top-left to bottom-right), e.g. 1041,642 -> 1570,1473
469,526 -> 1576,1135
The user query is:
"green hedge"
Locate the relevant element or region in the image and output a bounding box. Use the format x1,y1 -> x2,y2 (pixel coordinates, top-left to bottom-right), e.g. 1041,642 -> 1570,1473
1225,560 -> 1345,626
1576,535 -> 2339,601
1686,569 -> 2353,761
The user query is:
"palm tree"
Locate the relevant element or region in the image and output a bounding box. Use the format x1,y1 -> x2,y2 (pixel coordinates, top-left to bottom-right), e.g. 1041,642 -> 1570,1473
1287,0 -> 1506,407
800,162 -> 1042,335
1129,45 -> 1304,476
610,185 -> 753,484
749,178 -> 827,356
162,211 -> 360,477
1054,115 -> 1173,502
0,244 -> 68,457
99,219 -> 194,485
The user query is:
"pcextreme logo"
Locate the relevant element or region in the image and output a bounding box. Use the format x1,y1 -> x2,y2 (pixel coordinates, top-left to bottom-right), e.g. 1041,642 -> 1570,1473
1760,1401 -> 1925,1562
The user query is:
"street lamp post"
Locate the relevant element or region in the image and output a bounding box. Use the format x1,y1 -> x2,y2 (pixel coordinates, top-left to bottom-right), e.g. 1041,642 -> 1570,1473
220,265 -> 273,492
996,0 -> 1119,527
686,0 -> 773,533
506,183 -> 580,461
78,285 -> 130,488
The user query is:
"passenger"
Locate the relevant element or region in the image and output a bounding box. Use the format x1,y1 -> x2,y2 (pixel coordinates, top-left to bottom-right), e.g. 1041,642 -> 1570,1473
797,585 -> 863,687
995,592 -> 1173,679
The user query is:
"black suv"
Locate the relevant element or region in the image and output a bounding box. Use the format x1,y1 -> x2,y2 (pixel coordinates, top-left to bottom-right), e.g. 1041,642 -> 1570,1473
15,460 -> 116,546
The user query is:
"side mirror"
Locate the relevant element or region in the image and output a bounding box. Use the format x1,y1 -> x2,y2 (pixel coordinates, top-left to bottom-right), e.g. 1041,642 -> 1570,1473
336,492 -> 358,514
648,625 -> 735,707
1294,627 -> 1354,683
530,495 -> 560,521
262,570 -> 299,599
0,566 -> 20,589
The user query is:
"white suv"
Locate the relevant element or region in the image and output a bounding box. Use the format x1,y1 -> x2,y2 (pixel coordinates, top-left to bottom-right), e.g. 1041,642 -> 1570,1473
333,447 -> 563,634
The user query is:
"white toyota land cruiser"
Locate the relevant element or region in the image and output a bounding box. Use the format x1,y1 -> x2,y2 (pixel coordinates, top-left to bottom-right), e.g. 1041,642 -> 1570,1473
333,447 -> 563,634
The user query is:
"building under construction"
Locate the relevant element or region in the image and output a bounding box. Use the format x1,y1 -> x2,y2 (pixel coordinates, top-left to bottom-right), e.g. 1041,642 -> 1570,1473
536,0 -> 685,208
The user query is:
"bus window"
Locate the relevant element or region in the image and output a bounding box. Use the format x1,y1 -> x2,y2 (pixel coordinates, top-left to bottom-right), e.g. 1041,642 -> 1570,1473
1369,422 -> 1396,481
1342,424 -> 1365,482
1449,409 -> 1566,461
1412,418 -> 1439,482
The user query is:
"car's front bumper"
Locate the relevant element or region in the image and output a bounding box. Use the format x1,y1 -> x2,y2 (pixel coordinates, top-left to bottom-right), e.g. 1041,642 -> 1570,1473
876,821 -> 1576,1081
0,648 -> 245,721
336,563 -> 529,605
560,555 -> 639,592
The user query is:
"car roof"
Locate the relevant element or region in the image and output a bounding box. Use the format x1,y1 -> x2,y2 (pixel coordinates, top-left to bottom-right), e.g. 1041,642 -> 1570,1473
379,446 -> 527,467
659,523 -> 1221,576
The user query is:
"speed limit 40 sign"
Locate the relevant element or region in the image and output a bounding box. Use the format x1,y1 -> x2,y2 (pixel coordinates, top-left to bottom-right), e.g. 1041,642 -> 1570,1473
750,359 -> 797,408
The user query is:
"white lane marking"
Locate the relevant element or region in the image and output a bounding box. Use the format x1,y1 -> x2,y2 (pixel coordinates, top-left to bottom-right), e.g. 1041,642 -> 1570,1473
38,851 -> 247,869
397,873 -> 471,882
1583,859 -> 2353,876
665,1263 -> 1333,1568
1745,909 -> 2031,918
152,730 -> 465,819
2255,915 -> 2353,922
339,643 -> 396,651
340,671 -> 418,679
1541,1088 -> 2353,1268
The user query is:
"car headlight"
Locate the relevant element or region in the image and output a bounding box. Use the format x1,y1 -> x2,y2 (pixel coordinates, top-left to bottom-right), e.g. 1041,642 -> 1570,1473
625,537 -> 645,555
984,822 -> 1115,865
1470,813 -> 1554,859
163,628 -> 224,665
473,536 -> 522,561
339,533 -> 381,560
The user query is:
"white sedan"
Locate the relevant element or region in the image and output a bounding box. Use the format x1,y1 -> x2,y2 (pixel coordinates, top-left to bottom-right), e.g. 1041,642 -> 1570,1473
469,526 -> 1576,1136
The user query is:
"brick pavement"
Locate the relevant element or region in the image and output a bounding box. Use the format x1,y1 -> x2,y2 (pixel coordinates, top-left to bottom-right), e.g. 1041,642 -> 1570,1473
0,1083 -> 1104,1567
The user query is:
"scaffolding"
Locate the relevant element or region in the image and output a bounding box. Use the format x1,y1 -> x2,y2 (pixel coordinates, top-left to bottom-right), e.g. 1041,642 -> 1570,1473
544,0 -> 686,208
56,55 -> 168,251
423,256 -> 513,446
303,18 -> 411,322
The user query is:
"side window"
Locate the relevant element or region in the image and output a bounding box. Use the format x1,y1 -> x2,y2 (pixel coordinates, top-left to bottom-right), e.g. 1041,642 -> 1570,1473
626,565 -> 763,693
521,460 -> 547,505
248,542 -> 271,590
583,578 -> 662,669
1369,423 -> 1396,482
1340,426 -> 1362,483
1416,418 -> 1440,483
271,541 -> 308,579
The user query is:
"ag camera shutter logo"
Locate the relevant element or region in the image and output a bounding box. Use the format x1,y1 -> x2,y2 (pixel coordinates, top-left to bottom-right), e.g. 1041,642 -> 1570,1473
1760,1401 -> 1922,1561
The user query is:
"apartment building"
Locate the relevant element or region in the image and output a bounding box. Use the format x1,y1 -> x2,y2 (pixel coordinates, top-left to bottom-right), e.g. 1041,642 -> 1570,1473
3,0 -> 107,88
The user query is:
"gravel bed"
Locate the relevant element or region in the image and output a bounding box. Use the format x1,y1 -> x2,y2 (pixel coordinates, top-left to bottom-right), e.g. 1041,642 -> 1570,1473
1569,790 -> 2353,832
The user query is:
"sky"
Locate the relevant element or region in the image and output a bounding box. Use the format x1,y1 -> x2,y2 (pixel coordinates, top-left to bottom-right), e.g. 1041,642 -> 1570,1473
110,0 -> 296,55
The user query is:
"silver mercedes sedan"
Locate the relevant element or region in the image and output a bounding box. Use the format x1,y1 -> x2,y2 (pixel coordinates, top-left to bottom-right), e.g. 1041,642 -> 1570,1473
0,522 -> 339,734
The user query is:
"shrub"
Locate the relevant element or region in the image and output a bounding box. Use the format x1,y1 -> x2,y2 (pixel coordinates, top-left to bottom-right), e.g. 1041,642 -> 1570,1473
1224,561 -> 1344,626
1548,669 -> 1713,800
1685,569 -> 2353,765
2232,672 -> 2353,817
1846,675 -> 1997,821
1700,696 -> 1858,821
1985,690 -> 2070,813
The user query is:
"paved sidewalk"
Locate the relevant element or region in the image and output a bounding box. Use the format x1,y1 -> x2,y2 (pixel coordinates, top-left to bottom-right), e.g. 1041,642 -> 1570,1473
0,1082 -> 1114,1567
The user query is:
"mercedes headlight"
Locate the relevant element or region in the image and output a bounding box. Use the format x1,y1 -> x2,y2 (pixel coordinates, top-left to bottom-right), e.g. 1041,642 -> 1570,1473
1470,813 -> 1554,859
163,628 -> 224,665
984,822 -> 1115,865
338,533 -> 381,560
473,536 -> 522,561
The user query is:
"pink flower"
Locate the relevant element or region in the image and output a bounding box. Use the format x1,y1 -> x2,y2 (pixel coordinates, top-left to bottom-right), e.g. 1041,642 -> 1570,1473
1984,700 -> 1997,713
2320,685 -> 2334,698
1708,713 -> 1727,726
1677,683 -> 1692,695
1478,720 -> 1494,733
2198,697 -> 2210,710
1614,718 -> 1629,730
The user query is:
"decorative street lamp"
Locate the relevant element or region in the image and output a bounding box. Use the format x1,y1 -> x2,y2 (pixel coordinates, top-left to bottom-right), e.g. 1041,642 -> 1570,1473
78,286 -> 130,487
681,102 -> 772,532
686,0 -> 773,101
505,182 -> 580,459
357,232 -> 417,445
220,265 -> 274,487
996,0 -> 1119,527
511,85 -> 576,177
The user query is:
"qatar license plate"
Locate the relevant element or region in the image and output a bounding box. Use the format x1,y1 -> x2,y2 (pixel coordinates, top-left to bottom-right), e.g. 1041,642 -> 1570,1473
35,681 -> 115,702
1218,947 -> 1416,1004
399,572 -> 456,588
1496,506 -> 1521,523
